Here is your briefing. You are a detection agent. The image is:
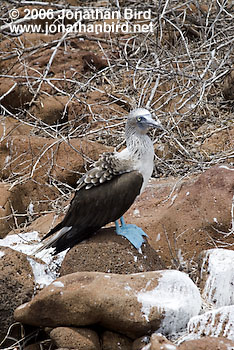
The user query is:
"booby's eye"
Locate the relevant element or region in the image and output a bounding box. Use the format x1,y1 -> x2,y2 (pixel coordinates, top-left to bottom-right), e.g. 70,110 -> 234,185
137,116 -> 143,122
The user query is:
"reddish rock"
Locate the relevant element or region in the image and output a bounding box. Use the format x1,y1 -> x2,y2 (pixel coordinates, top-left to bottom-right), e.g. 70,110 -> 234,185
59,227 -> 165,276
0,116 -> 32,139
0,247 -> 34,341
179,337 -> 234,350
0,182 -> 25,238
50,327 -> 100,350
0,135 -> 110,185
200,126 -> 234,155
132,336 -> 150,350
124,165 -> 234,267
0,136 -> 110,233
30,95 -> 70,125
23,213 -> 63,237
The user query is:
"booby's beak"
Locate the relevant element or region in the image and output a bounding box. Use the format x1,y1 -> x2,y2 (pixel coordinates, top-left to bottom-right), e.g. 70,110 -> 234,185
145,116 -> 163,130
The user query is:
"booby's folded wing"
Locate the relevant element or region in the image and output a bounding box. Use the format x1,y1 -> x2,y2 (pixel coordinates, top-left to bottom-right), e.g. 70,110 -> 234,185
77,151 -> 134,190
37,170 -> 143,254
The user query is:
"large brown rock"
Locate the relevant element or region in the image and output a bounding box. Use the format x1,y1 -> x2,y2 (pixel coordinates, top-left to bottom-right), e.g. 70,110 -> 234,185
14,270 -> 201,339
60,227 -> 165,276
0,247 -> 34,341
124,165 -> 234,267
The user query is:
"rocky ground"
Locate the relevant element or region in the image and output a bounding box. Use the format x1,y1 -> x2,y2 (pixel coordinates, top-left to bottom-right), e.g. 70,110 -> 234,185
0,0 -> 234,349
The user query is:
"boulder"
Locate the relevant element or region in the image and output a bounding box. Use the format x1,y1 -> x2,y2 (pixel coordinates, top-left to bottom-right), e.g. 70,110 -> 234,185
200,126 -> 234,155
125,165 -> 234,267
0,135 -> 110,232
14,270 -> 201,339
132,336 -> 150,350
150,334 -> 176,350
198,248 -> 234,307
82,53 -> 109,72
179,337 -> 234,350
0,116 -> 32,139
0,78 -> 33,112
187,305 -> 234,340
222,68 -> 234,100
49,327 -> 100,350
30,95 -> 70,125
0,135 -> 110,186
0,231 -> 66,288
0,247 -> 34,341
0,182 -> 25,237
60,227 -> 165,276
101,330 -> 132,350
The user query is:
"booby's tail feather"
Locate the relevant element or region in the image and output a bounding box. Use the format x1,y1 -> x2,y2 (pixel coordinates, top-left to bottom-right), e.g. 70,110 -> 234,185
34,226 -> 72,254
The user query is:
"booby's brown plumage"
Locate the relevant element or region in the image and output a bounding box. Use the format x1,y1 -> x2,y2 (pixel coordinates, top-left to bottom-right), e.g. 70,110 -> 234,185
39,171 -> 143,254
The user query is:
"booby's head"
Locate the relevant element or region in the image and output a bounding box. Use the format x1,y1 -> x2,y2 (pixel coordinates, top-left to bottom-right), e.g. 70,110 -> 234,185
126,108 -> 162,135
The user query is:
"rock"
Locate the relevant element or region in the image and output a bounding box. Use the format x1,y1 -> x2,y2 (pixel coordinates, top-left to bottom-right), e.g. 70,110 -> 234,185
14,270 -> 201,339
187,305 -> 234,340
60,227 -> 165,276
132,336 -> 150,350
22,212 -> 63,237
0,247 -> 34,341
198,248 -> 234,307
0,182 -> 25,238
0,116 -> 32,139
82,53 -> 109,72
0,231 -> 67,288
49,327 -> 100,350
179,337 -> 234,350
0,136 -> 110,233
0,78 -> 33,112
0,135 -> 110,186
30,95 -> 70,125
223,69 -> 234,100
101,330 -> 132,350
126,165 -> 234,267
150,334 -> 176,350
200,126 -> 234,155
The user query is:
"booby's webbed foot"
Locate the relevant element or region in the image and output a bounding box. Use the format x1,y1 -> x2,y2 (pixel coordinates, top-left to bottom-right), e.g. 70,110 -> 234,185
115,216 -> 148,251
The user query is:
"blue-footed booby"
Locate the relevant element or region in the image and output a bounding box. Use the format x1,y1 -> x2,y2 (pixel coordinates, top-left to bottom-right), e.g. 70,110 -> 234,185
36,108 -> 161,254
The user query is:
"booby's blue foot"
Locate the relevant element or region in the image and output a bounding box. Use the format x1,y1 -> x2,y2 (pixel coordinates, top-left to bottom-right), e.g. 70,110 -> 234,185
115,216 -> 148,251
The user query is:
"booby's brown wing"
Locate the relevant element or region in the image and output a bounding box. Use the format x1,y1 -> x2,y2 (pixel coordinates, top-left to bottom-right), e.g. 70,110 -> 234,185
40,170 -> 143,254
77,152 -> 134,190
